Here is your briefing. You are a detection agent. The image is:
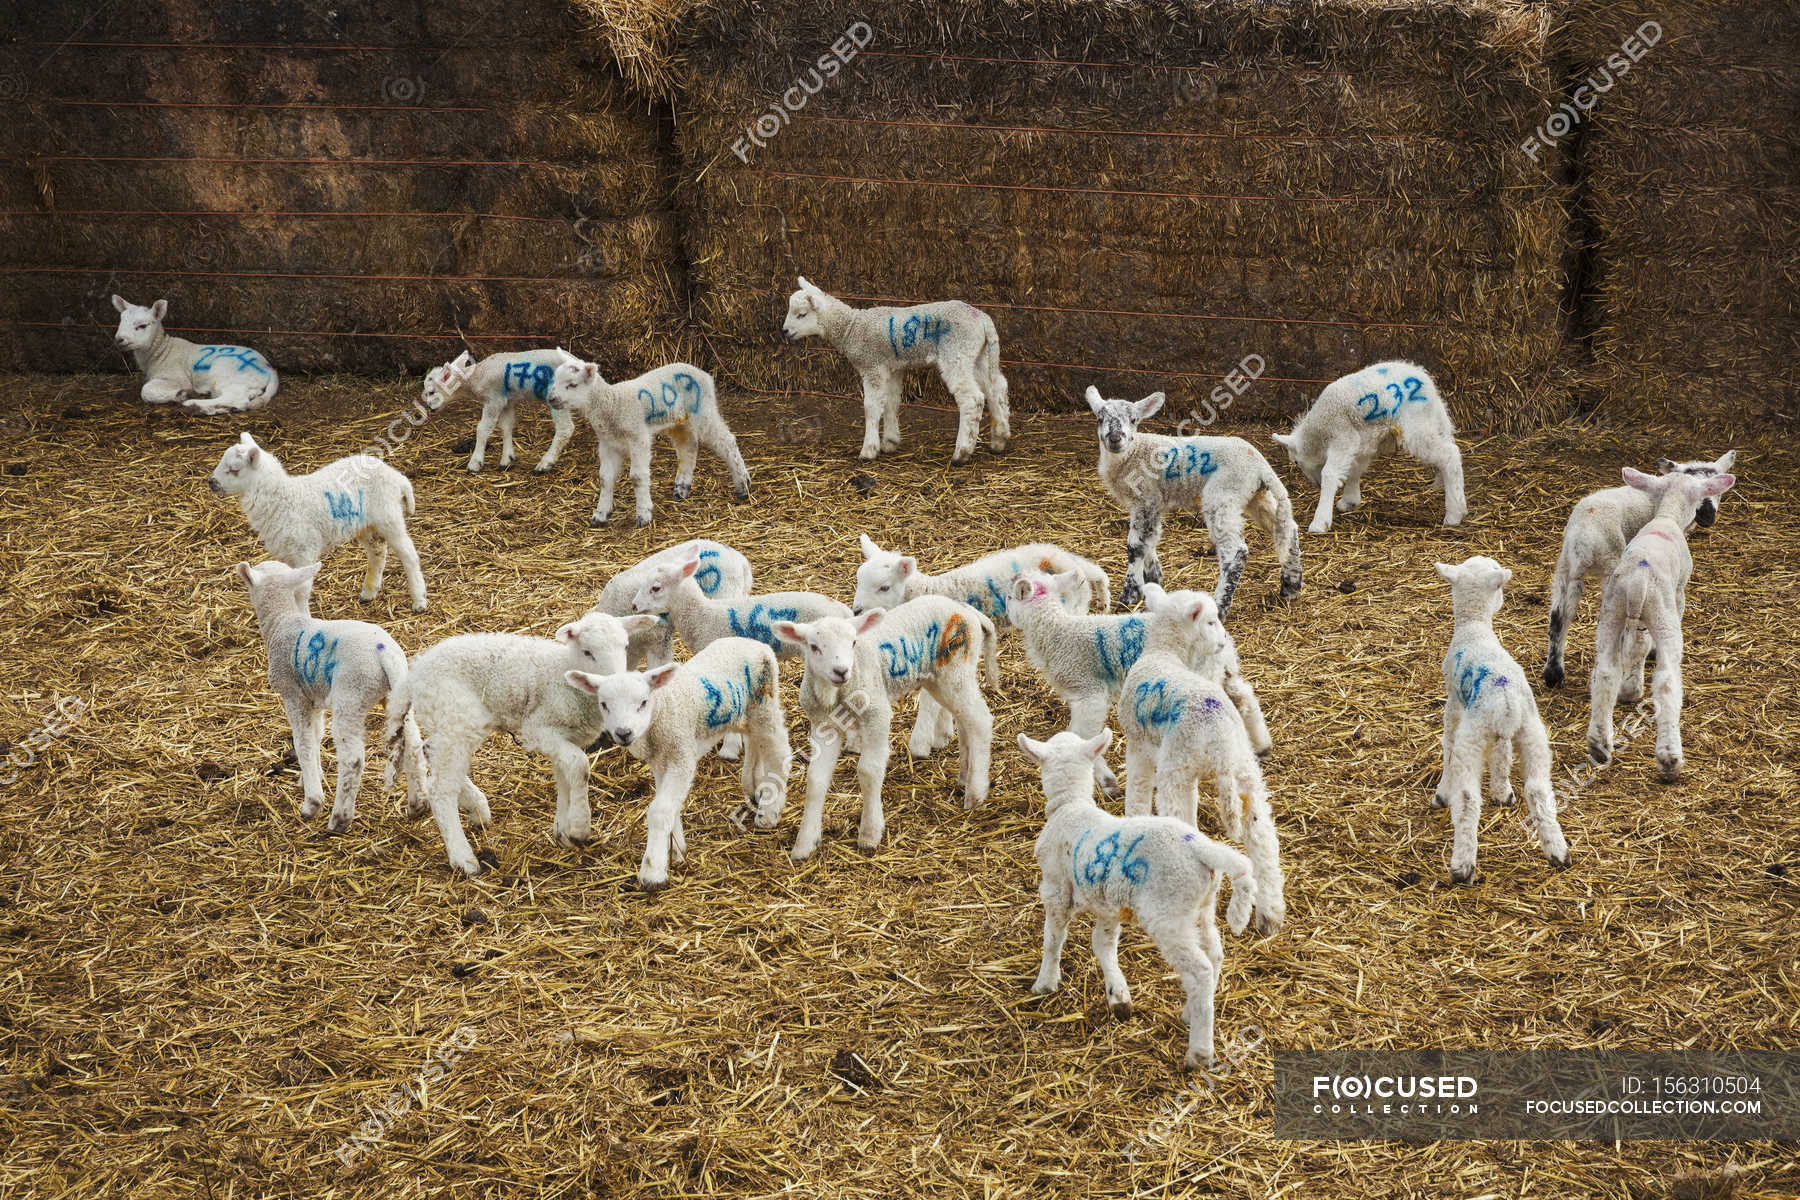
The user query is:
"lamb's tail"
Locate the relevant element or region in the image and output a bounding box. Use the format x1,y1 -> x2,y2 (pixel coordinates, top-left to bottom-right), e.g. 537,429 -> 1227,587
1620,560 -> 1654,627
380,653 -> 414,792
1071,552 -> 1112,612
980,313 -> 1010,449
1188,834 -> 1256,936
400,474 -> 416,517
976,611 -> 1000,690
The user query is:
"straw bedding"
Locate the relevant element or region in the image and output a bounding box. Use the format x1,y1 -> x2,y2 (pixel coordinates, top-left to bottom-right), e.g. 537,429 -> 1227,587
1,374 -> 1795,1197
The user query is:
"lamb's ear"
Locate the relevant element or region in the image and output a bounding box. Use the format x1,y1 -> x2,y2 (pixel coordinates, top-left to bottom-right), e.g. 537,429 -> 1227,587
646,664 -> 680,691
678,556 -> 701,580
1655,458 -> 1678,474
1016,733 -> 1047,764
1051,569 -> 1082,594
455,350 -> 475,368
1140,582 -> 1167,611
1084,385 -> 1105,414
582,363 -> 597,381
853,608 -> 884,635
555,621 -> 581,644
235,561 -> 254,586
771,620 -> 808,647
1495,566 -> 1514,588
150,299 -> 168,320
1701,473 -> 1736,496
111,294 -> 128,313
1621,467 -> 1658,491
620,614 -> 663,637
293,562 -> 323,586
1084,729 -> 1113,759
1011,576 -> 1035,604
1272,432 -> 1294,447
897,556 -> 916,577
1715,449 -> 1737,471
1135,391 -> 1166,420
858,532 -> 881,559
797,275 -> 816,295
563,669 -> 602,696
1433,561 -> 1457,583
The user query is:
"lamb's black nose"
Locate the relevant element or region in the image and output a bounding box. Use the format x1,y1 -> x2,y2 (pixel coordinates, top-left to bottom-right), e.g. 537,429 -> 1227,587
207,478 -> 224,494
610,728 -> 634,746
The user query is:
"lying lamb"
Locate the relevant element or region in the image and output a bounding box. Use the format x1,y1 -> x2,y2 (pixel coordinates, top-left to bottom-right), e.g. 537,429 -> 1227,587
1544,450 -> 1736,688
238,559 -> 426,833
1586,467 -> 1737,782
782,276 -> 1011,464
1007,568 -> 1271,798
771,596 -> 999,860
1021,729 -> 1254,1071
565,638 -> 792,891
632,546 -> 849,659
420,348 -> 578,474
548,355 -> 752,527
1431,556 -> 1570,883
385,611 -> 659,876
208,432 -> 428,612
1272,360 -> 1466,534
112,294 -> 278,414
1118,585 -> 1283,935
855,533 -> 1109,754
1086,386 -> 1302,614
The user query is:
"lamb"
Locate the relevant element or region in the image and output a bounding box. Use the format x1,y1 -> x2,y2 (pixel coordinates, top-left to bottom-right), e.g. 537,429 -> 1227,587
237,559 -> 426,833
419,348 -> 578,474
1585,468 -> 1737,782
1006,568 -> 1271,798
1118,585 -> 1284,936
1020,728 -> 1255,1071
1431,556 -> 1570,883
595,539 -> 755,669
781,276 -> 1011,464
631,545 -> 849,659
1271,360 -> 1466,534
771,596 -> 1000,861
208,432 -> 428,612
547,355 -> 752,527
383,611 -> 660,876
564,638 -> 792,891
1085,386 -> 1302,614
111,294 -> 278,415
1544,451 -> 1736,688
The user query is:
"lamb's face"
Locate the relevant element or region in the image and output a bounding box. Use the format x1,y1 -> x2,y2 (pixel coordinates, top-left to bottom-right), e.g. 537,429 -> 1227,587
1656,451 -> 1737,528
421,353 -> 472,411
1083,386 -> 1164,455
208,434 -> 261,495
1434,556 -> 1511,622
564,664 -> 675,749
1005,571 -> 1059,624
779,611 -> 880,686
111,295 -> 165,353
548,360 -> 599,411
853,552 -> 913,614
1272,430 -> 1322,483
556,612 -> 635,677
1144,584 -> 1228,660
782,288 -> 824,341
631,559 -> 696,615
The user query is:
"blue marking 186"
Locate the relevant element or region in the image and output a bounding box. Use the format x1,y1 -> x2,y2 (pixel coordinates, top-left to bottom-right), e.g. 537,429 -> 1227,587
1094,617 -> 1146,685
694,548 -> 724,595
1072,829 -> 1150,888
292,628 -> 340,688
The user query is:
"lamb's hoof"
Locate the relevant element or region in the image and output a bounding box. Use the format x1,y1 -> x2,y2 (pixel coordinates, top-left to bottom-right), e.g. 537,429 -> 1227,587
989,439 -> 1011,455
1431,792 -> 1448,810
358,591 -> 378,604
1118,584 -> 1142,609
411,600 -> 429,614
961,793 -> 984,813
1253,912 -> 1283,938
733,484 -> 751,501
300,799 -> 322,819
324,816 -> 352,835
950,452 -> 973,466
498,460 -> 514,471
1657,755 -> 1682,783
636,875 -> 669,894
1336,496 -> 1360,512
1543,663 -> 1565,689
1620,687 -> 1643,706
1548,853 -> 1571,870
1307,520 -> 1331,535
589,514 -> 610,528
1030,981 -> 1058,996
1587,738 -> 1611,766
1100,778 -> 1122,801
858,447 -> 880,462
1445,513 -> 1467,527
1279,580 -> 1303,599
1254,744 -> 1273,760
466,462 -> 483,474
408,803 -> 429,820
531,464 -> 553,475
1495,789 -> 1517,808
1186,1053 -> 1217,1073
451,857 -> 484,878
855,841 -> 881,857
552,829 -> 591,849
635,514 -> 652,528
1449,866 -> 1475,885
673,482 -> 692,500
1108,1000 -> 1133,1019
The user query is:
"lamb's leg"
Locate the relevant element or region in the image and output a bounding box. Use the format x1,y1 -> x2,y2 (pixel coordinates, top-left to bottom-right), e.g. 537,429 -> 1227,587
1120,503 -> 1163,608
1433,699 -> 1460,809
665,422 -> 699,500
285,697 -> 326,819
358,531 -> 388,603
327,707 -> 367,834
1419,437 -> 1468,526
184,384 -> 259,415
1153,751 -> 1202,828
458,779 -> 491,827
1092,918 -> 1132,1016
940,365 -> 984,466
523,727 -> 591,847
1030,887 -> 1071,994
792,729 -> 843,862
401,713 -> 429,819
638,759 -> 697,891
908,692 -> 949,758
880,373 -> 903,453
1516,721 -> 1570,868
938,680 -> 992,811
1123,734 -> 1157,818
1543,555 -> 1584,688
858,370 -> 889,460
1222,669 -> 1271,757
699,418 -> 753,501
1487,733 -> 1516,807
627,435 -> 654,526
1336,453 -> 1371,512
1203,499 -> 1250,620
140,378 -> 185,405
1239,781 -> 1284,927
745,704 -> 791,831
1586,598 -> 1627,765
1649,622 -> 1684,782
425,739 -> 481,876
496,402 -> 518,470
854,731 -> 892,852
1446,728 -> 1488,884
1309,448 -> 1349,533
1619,624 -> 1654,706
380,523 -> 428,613
469,399 -> 505,472
590,442 -> 623,527
1069,691 -> 1120,798
1150,925 -> 1219,1070
532,404 -> 575,474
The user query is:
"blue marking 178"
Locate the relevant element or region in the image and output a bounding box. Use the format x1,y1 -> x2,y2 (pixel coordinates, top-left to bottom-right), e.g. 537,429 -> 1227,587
502,361 -> 554,399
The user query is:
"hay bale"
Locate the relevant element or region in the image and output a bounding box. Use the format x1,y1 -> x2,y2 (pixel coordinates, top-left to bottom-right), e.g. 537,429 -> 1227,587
0,0 -> 687,375
671,0 -> 1568,431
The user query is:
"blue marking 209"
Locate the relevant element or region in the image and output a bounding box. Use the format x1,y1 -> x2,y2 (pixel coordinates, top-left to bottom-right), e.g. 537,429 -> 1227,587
194,346 -> 270,375
292,628 -> 340,688
886,312 -> 952,358
1094,617 -> 1146,684
641,372 -> 705,424
502,361 -> 554,399
727,603 -> 800,650
701,661 -> 771,729
323,489 -> 365,532
1354,376 -> 1426,422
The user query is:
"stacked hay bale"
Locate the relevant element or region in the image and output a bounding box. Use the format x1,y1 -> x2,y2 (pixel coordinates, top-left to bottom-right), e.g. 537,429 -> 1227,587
671,0 -> 1568,430
1553,0 -> 1800,424
0,1 -> 685,375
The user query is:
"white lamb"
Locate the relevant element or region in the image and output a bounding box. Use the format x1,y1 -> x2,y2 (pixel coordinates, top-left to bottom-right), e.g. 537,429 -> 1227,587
384,611 -> 660,876
1431,556 -> 1570,884
1272,360 -> 1467,534
781,276 -> 1011,464
1020,728 -> 1255,1071
208,432 -> 428,612
595,539 -> 755,669
631,545 -> 849,660
1006,568 -> 1271,798
420,348 -> 578,474
1085,386 -> 1302,614
111,294 -> 278,415
771,596 -> 1000,861
237,559 -> 426,833
564,638 -> 793,891
1118,585 -> 1283,936
1586,468 -> 1737,783
1543,451 -> 1736,689
547,356 -> 752,527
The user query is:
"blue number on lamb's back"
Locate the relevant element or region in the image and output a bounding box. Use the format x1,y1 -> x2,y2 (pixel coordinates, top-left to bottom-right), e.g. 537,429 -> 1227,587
727,603 -> 799,650
502,361 -> 553,399
1451,649 -> 1493,708
1158,444 -> 1217,481
694,549 -> 724,595
1131,678 -> 1185,729
1095,617 -> 1146,685
323,489 -> 365,532
886,312 -> 952,357
195,346 -> 270,375
701,662 -> 772,729
292,629 -> 340,688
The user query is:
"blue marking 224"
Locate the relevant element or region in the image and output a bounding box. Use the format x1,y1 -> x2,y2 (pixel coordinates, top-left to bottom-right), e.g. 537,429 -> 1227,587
1131,678 -> 1186,729
193,346 -> 270,375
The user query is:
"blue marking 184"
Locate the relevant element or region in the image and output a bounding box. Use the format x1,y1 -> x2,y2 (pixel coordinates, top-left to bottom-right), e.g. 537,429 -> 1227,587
886,312 -> 952,358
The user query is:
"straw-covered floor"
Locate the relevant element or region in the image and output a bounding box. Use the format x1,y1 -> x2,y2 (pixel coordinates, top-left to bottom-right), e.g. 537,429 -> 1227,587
0,375 -> 1795,1198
